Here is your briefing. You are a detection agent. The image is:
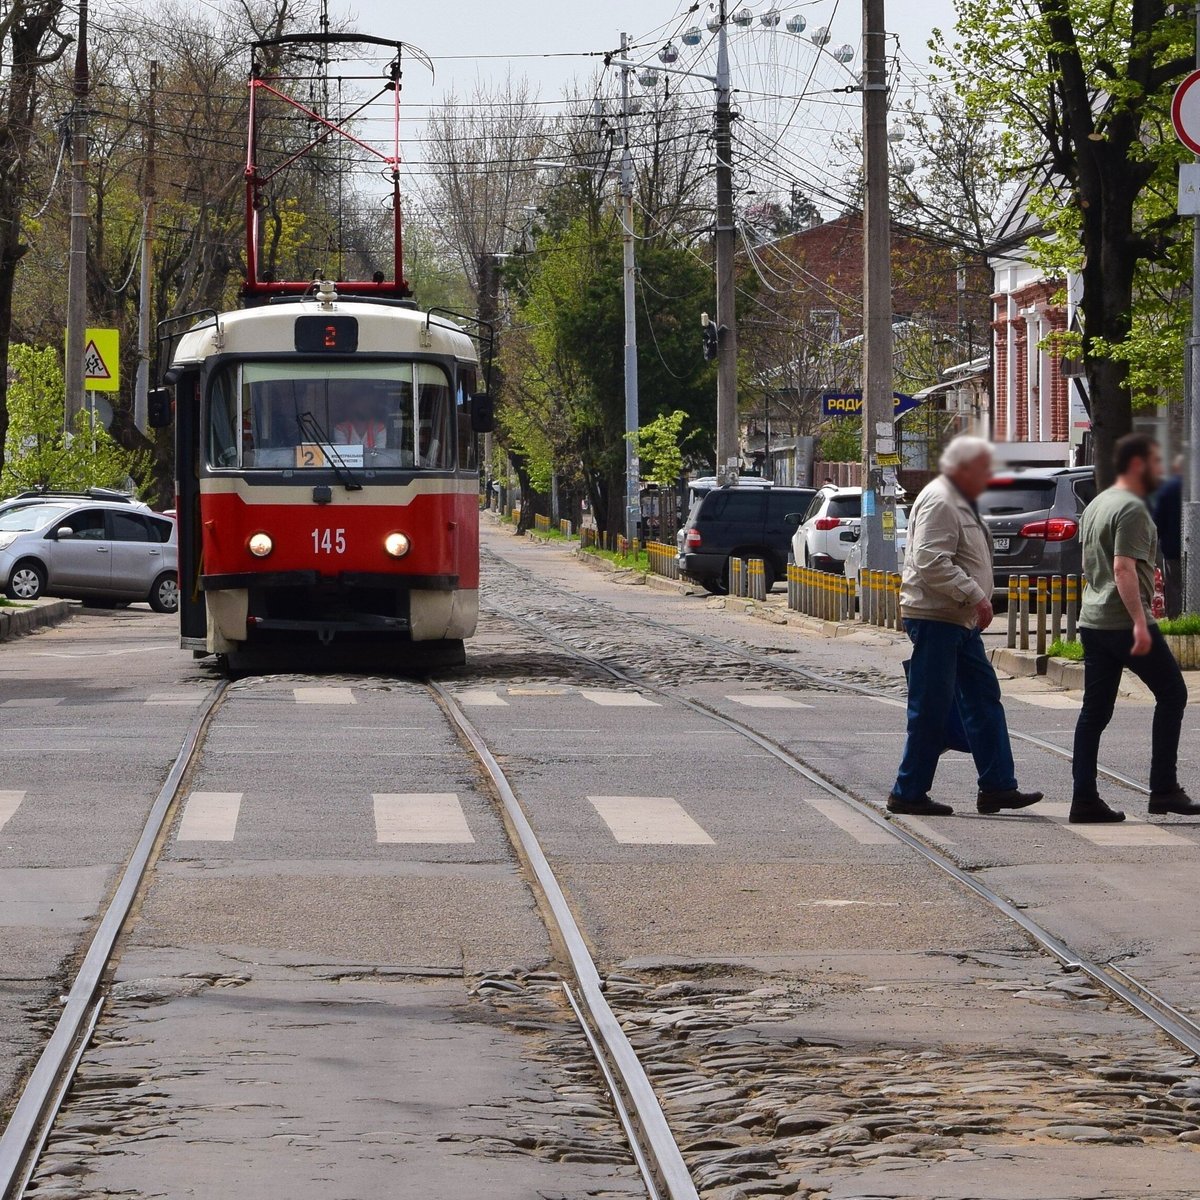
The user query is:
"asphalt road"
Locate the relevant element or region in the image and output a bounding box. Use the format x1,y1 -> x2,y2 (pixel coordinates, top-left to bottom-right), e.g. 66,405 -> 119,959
2,545 -> 1199,1200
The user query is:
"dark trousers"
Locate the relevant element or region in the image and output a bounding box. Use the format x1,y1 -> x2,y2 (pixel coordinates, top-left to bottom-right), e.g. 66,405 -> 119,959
1072,626 -> 1187,800
892,618 -> 1018,803
1163,557 -> 1183,620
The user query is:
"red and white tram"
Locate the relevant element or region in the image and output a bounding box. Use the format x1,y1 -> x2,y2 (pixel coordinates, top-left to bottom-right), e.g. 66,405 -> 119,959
150,33 -> 492,664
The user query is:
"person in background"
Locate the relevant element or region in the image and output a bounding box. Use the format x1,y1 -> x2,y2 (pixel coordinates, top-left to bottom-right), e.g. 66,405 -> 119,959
1071,434 -> 1198,822
887,435 -> 1043,818
1152,454 -> 1183,620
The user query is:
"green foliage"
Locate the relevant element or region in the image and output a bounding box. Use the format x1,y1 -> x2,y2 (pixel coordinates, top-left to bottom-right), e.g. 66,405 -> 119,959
0,345 -> 149,497
1159,614 -> 1200,636
818,418 -> 861,463
635,409 -> 691,488
1047,638 -> 1084,661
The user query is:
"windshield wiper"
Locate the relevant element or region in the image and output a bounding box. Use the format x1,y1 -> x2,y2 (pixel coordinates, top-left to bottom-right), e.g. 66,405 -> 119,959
297,410 -> 363,491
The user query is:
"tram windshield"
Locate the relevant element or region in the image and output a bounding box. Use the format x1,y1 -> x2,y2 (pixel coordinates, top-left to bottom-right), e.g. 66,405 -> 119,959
207,360 -> 455,471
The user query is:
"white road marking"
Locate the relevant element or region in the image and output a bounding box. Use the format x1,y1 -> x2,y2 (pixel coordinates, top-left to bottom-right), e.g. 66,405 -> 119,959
145,692 -> 208,706
33,646 -> 170,659
293,687 -> 356,705
0,791 -> 25,832
580,689 -> 660,708
588,795 -> 714,845
895,815 -> 956,846
801,795 -> 894,845
726,694 -> 814,709
177,792 -> 242,842
1010,693 -> 1081,710
871,696 -> 907,709
1038,801 -> 1192,847
0,698 -> 63,708
455,689 -> 508,707
373,793 -> 474,844
508,687 -> 567,696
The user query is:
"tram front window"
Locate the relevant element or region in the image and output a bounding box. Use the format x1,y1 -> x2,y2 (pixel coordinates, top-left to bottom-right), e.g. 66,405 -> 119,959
206,361 -> 456,471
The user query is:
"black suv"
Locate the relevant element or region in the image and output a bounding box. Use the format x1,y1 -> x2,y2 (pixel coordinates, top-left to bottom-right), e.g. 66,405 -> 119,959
978,466 -> 1096,595
678,486 -> 817,594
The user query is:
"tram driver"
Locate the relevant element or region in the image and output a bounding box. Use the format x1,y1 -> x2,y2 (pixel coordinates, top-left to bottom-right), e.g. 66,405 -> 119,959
333,386 -> 388,449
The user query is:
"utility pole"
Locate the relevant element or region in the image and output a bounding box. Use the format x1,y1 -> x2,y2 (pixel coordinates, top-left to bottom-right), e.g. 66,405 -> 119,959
714,0 -> 739,485
1186,5 -> 1200,614
619,32 -> 641,543
134,59 -> 157,435
64,0 -> 89,430
859,0 -> 897,573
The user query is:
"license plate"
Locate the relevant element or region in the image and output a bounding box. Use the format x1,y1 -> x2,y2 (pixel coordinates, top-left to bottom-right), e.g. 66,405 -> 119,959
992,537 -> 1010,552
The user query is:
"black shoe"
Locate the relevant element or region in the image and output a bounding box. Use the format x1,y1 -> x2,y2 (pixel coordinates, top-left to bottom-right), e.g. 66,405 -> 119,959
1148,787 -> 1200,816
977,788 -> 1044,815
887,793 -> 953,816
1069,797 -> 1126,824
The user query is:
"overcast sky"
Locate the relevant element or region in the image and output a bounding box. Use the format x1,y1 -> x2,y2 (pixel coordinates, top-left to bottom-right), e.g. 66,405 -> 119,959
329,0 -> 962,102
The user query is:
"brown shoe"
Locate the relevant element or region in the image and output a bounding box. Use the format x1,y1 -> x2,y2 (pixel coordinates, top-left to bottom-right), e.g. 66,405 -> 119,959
1069,797 -> 1126,824
977,788 -> 1043,815
1148,788 -> 1200,816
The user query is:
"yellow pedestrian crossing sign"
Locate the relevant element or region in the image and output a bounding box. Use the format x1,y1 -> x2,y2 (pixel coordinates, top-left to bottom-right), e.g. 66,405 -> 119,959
83,328 -> 119,392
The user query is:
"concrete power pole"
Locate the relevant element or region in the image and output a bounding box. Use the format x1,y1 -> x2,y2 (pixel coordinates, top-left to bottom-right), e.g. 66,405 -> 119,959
134,59 -> 158,435
619,32 -> 641,543
713,0 -> 739,485
859,0 -> 897,574
64,0 -> 89,429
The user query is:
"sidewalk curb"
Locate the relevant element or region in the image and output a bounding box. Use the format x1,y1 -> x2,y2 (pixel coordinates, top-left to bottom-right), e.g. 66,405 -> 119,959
989,647 -> 1048,678
1045,656 -> 1085,689
0,599 -> 73,643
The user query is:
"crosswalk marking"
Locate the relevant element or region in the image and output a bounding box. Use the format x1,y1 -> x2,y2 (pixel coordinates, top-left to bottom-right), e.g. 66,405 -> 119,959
895,814 -> 956,846
587,795 -> 714,845
0,790 -> 25,833
145,692 -> 207,706
580,689 -> 660,708
373,793 -> 475,843
293,687 -> 356,705
1037,801 -> 1192,847
801,795 -> 894,845
871,696 -> 907,709
1,698 -> 63,708
1010,693 -> 1081,710
455,689 -> 509,707
726,694 -> 813,709
177,792 -> 242,842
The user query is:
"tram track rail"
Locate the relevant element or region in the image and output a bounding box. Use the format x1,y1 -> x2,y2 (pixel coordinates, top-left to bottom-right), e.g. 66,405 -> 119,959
478,570 -> 1200,1063
0,668 -> 700,1200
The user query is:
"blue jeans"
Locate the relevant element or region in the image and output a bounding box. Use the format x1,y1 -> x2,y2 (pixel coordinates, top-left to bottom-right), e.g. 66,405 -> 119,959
892,618 -> 1018,803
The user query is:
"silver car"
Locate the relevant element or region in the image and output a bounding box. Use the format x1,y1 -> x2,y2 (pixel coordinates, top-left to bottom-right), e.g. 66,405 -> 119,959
0,501 -> 178,612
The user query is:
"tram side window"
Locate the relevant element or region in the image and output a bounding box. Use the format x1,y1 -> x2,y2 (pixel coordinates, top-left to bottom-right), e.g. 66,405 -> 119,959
456,365 -> 477,470
415,363 -> 453,470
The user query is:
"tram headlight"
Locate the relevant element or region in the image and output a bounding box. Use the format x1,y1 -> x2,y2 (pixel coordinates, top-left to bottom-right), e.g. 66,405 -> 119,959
248,532 -> 274,558
384,531 -> 411,558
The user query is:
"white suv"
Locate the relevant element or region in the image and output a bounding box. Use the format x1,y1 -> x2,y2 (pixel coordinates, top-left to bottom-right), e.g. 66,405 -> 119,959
791,486 -> 862,573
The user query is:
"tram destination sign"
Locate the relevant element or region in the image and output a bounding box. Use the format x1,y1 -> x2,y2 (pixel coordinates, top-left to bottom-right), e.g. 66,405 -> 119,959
820,390 -> 920,420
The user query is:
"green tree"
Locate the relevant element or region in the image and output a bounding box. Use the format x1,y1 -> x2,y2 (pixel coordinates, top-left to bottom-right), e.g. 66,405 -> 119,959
0,344 -> 147,495
937,0 -> 1192,483
635,409 -> 692,488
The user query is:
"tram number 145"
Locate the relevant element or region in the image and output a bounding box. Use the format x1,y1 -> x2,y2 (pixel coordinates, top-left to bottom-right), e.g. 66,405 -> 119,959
312,528 -> 347,555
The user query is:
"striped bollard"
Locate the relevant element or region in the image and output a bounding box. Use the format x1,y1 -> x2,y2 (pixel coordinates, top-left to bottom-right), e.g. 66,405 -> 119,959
1019,574 -> 1031,651
1066,574 -> 1079,643
1050,575 -> 1063,643
1036,576 -> 1048,655
1006,575 -> 1018,648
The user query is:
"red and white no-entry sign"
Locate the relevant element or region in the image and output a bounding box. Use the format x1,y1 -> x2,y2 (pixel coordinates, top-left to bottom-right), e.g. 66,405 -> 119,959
1172,70 -> 1200,155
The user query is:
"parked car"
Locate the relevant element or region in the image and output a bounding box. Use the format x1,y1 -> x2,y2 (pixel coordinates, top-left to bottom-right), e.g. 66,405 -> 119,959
678,485 -> 817,593
842,504 -> 909,586
977,466 -> 1096,596
791,486 -> 863,573
0,501 -> 178,612
0,487 -> 147,520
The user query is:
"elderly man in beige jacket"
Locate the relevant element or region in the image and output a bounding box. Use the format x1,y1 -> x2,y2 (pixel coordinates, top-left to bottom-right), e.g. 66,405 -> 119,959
887,435 -> 1043,818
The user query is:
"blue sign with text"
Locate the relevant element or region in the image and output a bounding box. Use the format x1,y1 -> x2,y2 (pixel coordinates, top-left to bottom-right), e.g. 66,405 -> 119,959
820,391 -> 921,420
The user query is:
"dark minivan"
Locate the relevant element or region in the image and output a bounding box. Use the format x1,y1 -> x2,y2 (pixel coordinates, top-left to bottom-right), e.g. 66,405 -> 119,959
977,466 -> 1096,595
678,485 -> 817,594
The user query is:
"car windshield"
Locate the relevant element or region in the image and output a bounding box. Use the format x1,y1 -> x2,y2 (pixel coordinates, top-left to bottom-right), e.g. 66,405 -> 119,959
978,480 -> 1056,516
0,504 -> 70,532
207,360 -> 455,471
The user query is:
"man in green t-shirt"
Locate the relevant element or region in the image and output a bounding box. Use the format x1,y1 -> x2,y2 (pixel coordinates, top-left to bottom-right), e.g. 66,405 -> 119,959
1071,433 -> 1198,822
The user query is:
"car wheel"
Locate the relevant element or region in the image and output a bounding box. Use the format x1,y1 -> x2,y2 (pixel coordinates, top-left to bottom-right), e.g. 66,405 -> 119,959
6,559 -> 46,601
700,576 -> 727,595
149,571 -> 179,614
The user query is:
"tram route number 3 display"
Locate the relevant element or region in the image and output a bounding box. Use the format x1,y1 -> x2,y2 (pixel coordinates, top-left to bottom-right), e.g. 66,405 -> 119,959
312,528 -> 346,555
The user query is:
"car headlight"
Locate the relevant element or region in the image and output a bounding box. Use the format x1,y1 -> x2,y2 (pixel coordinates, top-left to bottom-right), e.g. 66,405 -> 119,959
384,532 -> 411,558
0,532 -> 18,551
248,532 -> 273,558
